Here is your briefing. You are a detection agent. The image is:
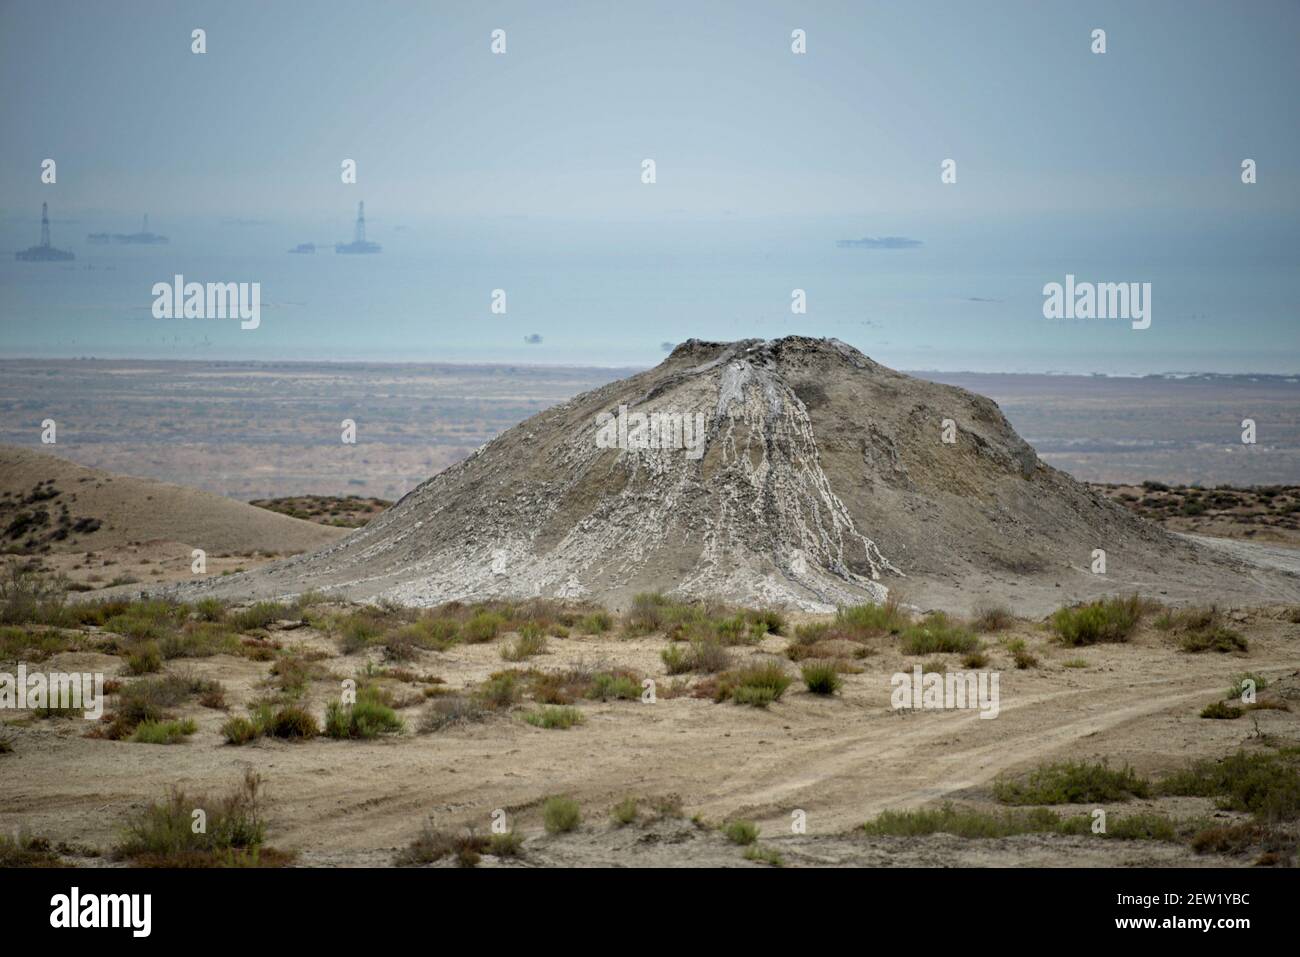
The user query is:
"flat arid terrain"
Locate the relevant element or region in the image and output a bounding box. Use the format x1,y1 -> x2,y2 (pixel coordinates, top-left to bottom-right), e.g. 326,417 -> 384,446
2,341 -> 1297,870
3,360 -> 1296,500
2,592 -> 1298,868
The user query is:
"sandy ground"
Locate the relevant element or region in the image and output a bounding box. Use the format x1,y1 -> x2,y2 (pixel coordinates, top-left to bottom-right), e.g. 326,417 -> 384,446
0,444 -> 346,590
3,605 -> 1296,867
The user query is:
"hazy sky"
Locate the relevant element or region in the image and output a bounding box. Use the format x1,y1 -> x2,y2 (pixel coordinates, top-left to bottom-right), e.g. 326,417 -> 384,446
4,0 -> 1298,219
1,1 -> 1297,373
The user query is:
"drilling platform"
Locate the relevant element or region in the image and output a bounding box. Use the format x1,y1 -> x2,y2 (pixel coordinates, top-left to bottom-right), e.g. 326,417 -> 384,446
335,201 -> 382,254
15,203 -> 75,261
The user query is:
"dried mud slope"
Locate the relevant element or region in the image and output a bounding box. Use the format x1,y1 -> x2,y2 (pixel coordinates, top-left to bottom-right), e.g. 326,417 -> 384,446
180,338 -> 1300,613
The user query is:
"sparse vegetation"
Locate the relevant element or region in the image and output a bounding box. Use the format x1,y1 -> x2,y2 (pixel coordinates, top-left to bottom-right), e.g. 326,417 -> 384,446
862,803 -> 1180,842
129,718 -> 197,744
1227,673 -> 1267,701
800,661 -> 842,695
115,770 -> 288,867
611,797 -> 638,826
1200,701 -> 1243,720
900,612 -> 978,655
993,760 -> 1150,805
523,705 -> 584,729
501,626 -> 547,661
1159,607 -> 1250,653
221,702 -> 318,744
723,820 -> 759,845
742,844 -> 783,866
1050,596 -> 1146,646
543,796 -> 581,834
420,694 -> 490,733
712,662 -> 793,707
396,823 -> 489,867
324,688 -> 404,739
1005,637 -> 1038,669
971,603 -> 1014,632
835,599 -> 906,639
1158,750 -> 1300,822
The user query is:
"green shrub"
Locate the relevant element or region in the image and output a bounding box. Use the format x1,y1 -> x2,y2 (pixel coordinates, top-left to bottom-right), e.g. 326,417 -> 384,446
579,611 -> 613,634
231,601 -> 291,632
324,689 -> 404,739
971,603 -> 1014,632
835,599 -> 906,638
661,643 -> 690,674
1181,626 -> 1248,654
1005,637 -> 1039,669
265,706 -> 318,739
420,695 -> 489,733
337,612 -> 384,653
864,804 -> 1064,838
723,820 -> 759,845
124,643 -> 162,675
0,830 -> 63,866
688,639 -> 733,674
221,716 -> 259,745
130,718 -> 197,744
1106,813 -> 1179,842
543,796 -> 581,833
800,661 -> 842,695
793,621 -> 831,644
717,662 -> 792,707
162,621 -> 239,659
746,608 -> 786,636
742,844 -> 783,866
1227,673 -> 1267,701
900,613 -> 977,655
477,671 -> 521,709
1200,701 -> 1243,720
194,598 -> 226,622
611,798 -> 638,826
622,592 -> 678,635
861,803 -> 1178,842
589,672 -> 640,701
500,627 -> 547,661
488,830 -> 524,857
461,611 -> 506,644
1159,751 -> 1300,821
993,760 -> 1150,805
115,771 -> 275,866
1050,596 -> 1145,646
523,705 -> 584,729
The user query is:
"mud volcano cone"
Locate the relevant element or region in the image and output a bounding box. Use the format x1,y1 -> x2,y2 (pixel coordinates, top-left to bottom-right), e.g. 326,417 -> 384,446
190,337 -> 1293,613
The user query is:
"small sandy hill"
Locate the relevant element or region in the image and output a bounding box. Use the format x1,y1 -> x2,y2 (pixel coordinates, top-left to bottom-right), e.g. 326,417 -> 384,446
179,337 -> 1300,614
0,444 -> 346,556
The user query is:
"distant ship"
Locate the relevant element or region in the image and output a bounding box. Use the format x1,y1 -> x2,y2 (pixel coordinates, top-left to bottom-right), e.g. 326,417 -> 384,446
109,214 -> 169,244
87,232 -> 110,244
335,202 -> 381,254
289,243 -> 316,254
15,203 -> 75,262
836,236 -> 922,249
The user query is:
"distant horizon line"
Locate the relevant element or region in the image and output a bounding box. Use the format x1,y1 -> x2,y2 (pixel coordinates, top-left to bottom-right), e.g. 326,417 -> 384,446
0,355 -> 1295,381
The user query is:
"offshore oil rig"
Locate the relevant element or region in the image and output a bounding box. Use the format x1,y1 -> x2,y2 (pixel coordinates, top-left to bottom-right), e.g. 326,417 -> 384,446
88,214 -> 169,245
335,201 -> 381,254
15,203 -> 75,261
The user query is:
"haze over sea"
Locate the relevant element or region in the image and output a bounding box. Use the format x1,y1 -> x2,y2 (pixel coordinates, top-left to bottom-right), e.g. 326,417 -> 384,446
2,210 -> 1296,375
